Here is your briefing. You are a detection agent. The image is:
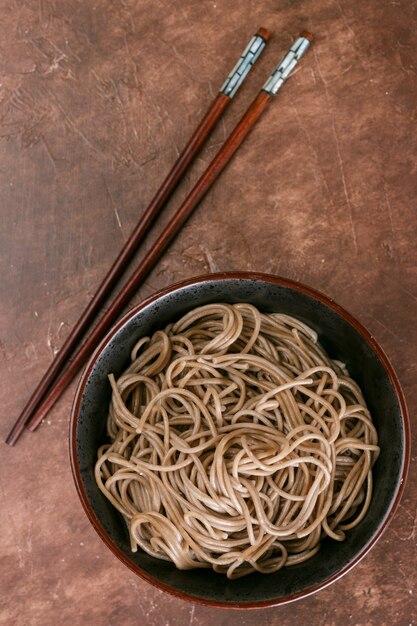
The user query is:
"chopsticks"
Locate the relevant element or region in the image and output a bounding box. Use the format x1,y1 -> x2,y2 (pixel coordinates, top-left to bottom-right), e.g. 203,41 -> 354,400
6,31 -> 313,445
5,29 -> 270,446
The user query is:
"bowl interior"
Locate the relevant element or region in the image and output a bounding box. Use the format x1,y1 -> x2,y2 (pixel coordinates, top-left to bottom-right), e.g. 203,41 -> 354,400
71,275 -> 407,607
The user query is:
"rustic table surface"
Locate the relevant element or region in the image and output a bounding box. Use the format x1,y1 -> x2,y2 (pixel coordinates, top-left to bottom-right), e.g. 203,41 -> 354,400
1,1 -> 416,624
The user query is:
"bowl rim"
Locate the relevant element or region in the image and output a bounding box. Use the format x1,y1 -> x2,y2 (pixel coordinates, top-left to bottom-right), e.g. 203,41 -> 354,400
69,271 -> 410,609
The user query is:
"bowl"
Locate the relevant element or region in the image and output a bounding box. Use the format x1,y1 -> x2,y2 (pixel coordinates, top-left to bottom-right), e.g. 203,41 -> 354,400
70,272 -> 410,609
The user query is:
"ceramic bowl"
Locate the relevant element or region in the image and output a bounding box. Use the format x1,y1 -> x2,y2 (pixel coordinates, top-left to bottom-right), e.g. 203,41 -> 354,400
70,272 -> 410,608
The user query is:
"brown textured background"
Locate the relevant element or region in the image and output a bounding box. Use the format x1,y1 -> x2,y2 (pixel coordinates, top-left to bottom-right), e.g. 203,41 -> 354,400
0,1 -> 416,624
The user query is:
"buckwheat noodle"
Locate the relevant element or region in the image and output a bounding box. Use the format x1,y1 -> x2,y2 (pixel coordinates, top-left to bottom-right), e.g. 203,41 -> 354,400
95,303 -> 379,579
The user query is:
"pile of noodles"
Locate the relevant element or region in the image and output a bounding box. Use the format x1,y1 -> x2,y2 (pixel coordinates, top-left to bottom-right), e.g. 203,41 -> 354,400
95,303 -> 379,579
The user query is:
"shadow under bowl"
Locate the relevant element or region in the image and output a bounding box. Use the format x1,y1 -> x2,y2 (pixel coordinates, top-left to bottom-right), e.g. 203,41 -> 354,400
70,272 -> 410,609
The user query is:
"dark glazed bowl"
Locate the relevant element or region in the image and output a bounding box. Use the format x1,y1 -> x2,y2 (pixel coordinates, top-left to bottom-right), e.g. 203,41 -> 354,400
70,272 -> 410,609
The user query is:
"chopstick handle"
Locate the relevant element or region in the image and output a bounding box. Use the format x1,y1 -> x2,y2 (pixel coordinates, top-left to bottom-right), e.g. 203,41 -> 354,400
262,31 -> 313,95
26,31 -> 313,433
26,90 -> 272,432
6,29 -> 270,446
220,28 -> 269,97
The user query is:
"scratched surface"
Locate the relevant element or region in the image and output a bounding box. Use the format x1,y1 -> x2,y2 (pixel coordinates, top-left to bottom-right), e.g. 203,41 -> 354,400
0,0 -> 416,624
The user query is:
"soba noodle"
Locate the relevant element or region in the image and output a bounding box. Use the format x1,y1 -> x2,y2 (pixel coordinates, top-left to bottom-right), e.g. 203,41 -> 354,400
95,303 -> 379,579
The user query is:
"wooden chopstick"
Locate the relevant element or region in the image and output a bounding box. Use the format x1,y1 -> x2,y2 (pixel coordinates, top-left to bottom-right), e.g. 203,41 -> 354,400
8,31 -> 313,445
22,31 -> 313,438
5,29 -> 270,446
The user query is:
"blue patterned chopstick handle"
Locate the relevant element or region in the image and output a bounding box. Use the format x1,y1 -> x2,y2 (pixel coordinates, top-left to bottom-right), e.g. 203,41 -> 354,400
263,34 -> 312,96
220,33 -> 268,99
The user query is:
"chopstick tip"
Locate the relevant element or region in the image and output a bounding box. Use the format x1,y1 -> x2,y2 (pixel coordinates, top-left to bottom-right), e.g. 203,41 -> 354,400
256,27 -> 271,43
5,430 -> 20,447
300,30 -> 314,42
